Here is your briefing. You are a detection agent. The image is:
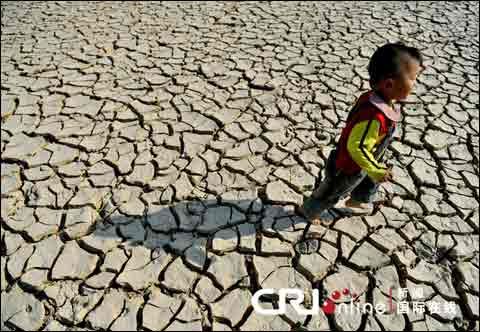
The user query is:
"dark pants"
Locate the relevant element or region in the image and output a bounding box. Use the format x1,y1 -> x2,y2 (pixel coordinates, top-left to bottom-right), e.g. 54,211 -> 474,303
303,124 -> 395,219
303,149 -> 379,218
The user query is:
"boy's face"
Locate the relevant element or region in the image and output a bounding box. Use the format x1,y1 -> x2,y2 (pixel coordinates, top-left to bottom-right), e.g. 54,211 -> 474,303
390,59 -> 421,101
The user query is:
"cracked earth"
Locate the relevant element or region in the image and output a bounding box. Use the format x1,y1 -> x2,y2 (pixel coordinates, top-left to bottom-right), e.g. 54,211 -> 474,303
1,1 -> 479,331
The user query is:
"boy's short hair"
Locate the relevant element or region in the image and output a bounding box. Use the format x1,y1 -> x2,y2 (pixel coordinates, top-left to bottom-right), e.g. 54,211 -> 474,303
368,42 -> 423,86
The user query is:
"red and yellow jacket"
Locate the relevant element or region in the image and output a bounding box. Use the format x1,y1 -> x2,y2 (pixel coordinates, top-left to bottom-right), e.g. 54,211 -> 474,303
335,91 -> 400,182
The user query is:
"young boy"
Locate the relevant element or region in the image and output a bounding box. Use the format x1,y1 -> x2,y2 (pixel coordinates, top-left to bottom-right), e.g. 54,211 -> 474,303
302,42 -> 423,224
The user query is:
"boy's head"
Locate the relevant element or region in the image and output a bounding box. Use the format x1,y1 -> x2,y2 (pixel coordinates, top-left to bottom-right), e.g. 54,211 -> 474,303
368,42 -> 423,101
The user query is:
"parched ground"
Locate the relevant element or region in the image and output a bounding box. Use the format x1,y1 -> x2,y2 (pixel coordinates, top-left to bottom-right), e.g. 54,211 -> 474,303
1,1 -> 479,331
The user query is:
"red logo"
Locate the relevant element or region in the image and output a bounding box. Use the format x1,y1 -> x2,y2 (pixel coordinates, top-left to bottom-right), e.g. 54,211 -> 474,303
321,288 -> 359,315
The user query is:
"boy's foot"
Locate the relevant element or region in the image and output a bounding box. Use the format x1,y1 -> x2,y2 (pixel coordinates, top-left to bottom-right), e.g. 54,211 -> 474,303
308,210 -> 335,226
299,198 -> 335,226
344,198 -> 373,209
298,207 -> 328,225
309,217 -> 324,225
336,198 -> 374,215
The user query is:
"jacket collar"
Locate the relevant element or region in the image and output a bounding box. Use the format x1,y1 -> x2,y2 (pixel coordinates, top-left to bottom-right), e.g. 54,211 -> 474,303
368,91 -> 402,122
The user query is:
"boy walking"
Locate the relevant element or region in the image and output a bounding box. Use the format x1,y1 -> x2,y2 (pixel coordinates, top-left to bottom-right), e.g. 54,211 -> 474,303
302,42 -> 423,224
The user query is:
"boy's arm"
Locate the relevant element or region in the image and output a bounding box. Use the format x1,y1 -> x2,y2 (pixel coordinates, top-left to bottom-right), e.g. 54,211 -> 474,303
346,119 -> 388,182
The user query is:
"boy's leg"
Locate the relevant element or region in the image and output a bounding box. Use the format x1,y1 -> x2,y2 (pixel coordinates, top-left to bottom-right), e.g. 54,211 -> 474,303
313,148 -> 337,190
302,178 -> 335,218
302,172 -> 365,221
348,176 -> 379,204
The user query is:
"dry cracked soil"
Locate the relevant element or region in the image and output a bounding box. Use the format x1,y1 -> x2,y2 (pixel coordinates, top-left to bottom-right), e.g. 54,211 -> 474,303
1,1 -> 479,331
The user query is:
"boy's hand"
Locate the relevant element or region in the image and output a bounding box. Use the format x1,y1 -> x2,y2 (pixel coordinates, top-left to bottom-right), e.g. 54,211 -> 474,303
378,166 -> 393,183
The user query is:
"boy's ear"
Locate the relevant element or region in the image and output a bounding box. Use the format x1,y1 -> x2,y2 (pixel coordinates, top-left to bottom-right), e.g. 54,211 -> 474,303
385,78 -> 394,89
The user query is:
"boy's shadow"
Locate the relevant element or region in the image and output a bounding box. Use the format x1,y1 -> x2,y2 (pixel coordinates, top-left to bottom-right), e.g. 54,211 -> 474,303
87,198 -> 339,280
